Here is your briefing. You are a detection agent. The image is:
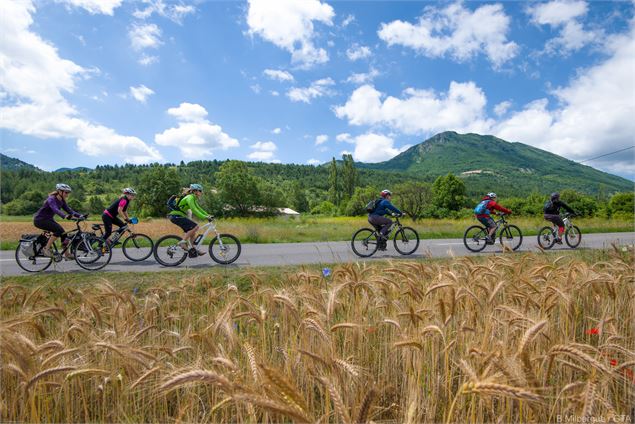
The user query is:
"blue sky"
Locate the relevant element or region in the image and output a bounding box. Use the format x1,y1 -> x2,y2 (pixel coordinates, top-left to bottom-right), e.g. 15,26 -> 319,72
1,0 -> 634,180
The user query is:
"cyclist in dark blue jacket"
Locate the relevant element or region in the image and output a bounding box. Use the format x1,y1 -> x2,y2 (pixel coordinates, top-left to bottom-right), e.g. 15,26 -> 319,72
368,189 -> 403,250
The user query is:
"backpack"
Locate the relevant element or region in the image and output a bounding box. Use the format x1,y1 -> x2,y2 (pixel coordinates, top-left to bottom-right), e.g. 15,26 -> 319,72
474,200 -> 491,215
167,195 -> 183,212
365,198 -> 382,213
543,200 -> 553,213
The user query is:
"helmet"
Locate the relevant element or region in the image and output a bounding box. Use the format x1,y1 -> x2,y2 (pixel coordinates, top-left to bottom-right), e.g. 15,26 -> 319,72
123,187 -> 137,195
56,183 -> 72,192
551,192 -> 560,201
487,192 -> 497,199
380,189 -> 392,198
190,183 -> 203,192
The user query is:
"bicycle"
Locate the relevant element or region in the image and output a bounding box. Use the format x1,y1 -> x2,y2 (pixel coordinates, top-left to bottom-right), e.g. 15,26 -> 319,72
153,217 -> 241,266
537,213 -> 581,249
351,213 -> 419,257
91,217 -> 154,261
15,216 -> 112,272
463,214 -> 523,252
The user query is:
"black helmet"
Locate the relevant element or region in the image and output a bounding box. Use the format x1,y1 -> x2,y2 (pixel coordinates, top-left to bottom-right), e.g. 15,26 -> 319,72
551,192 -> 560,201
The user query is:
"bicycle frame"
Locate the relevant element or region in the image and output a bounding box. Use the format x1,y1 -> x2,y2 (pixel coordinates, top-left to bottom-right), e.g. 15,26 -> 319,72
183,219 -> 224,250
42,220 -> 96,259
372,215 -> 404,238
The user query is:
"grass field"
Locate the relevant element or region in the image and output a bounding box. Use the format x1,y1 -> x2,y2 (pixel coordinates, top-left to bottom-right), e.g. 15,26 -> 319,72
1,215 -> 632,250
1,248 -> 633,423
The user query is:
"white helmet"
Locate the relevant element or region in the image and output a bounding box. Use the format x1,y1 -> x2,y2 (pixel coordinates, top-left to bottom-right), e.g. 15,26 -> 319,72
56,183 -> 72,192
487,192 -> 497,199
380,189 -> 392,198
123,187 -> 137,195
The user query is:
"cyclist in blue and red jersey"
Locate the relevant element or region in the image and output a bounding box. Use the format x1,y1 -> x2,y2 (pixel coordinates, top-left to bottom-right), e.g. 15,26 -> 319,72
102,188 -> 136,244
474,192 -> 512,244
33,183 -> 85,257
368,189 -> 403,250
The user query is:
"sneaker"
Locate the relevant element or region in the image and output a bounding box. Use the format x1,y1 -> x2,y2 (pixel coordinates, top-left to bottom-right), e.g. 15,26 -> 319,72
177,240 -> 189,250
64,253 -> 75,261
41,247 -> 53,257
555,238 -> 563,244
196,249 -> 207,257
486,237 -> 495,245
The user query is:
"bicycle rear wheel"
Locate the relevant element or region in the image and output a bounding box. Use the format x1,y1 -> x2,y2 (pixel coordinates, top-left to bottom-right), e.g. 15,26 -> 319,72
122,233 -> 154,261
499,225 -> 523,251
153,235 -> 188,267
565,225 -> 582,248
393,226 -> 420,255
74,236 -> 112,271
463,226 -> 488,252
537,226 -> 556,250
14,244 -> 52,272
351,228 -> 379,257
209,234 -> 241,264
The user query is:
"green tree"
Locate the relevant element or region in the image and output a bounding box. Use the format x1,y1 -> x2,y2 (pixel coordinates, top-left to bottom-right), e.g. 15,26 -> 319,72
215,161 -> 260,216
560,189 -> 597,217
609,192 -> 634,218
341,154 -> 357,201
86,196 -> 105,215
328,158 -> 340,205
310,200 -> 337,216
344,186 -> 378,216
137,166 -> 182,217
432,173 -> 467,211
394,182 -> 433,221
290,181 -> 309,213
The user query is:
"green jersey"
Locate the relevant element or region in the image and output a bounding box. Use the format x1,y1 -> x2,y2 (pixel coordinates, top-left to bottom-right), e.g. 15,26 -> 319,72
168,194 -> 209,219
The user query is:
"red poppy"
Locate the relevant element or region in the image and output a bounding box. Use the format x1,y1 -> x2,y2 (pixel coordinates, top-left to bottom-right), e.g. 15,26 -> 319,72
585,328 -> 600,335
610,359 -> 618,366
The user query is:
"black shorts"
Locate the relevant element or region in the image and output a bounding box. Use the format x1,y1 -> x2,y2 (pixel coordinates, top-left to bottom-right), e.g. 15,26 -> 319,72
34,218 -> 65,237
477,216 -> 496,229
168,215 -> 197,233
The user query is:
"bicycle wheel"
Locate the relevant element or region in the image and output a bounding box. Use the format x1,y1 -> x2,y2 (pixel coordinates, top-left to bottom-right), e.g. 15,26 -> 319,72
14,244 -> 52,272
209,234 -> 241,265
153,235 -> 188,267
122,233 -> 154,261
393,226 -> 420,255
351,228 -> 379,257
463,226 -> 488,252
74,235 -> 112,271
537,226 -> 556,250
499,225 -> 523,251
565,225 -> 582,248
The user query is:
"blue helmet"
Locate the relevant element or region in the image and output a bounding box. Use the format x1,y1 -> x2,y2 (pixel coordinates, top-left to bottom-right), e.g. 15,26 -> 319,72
190,183 -> 203,191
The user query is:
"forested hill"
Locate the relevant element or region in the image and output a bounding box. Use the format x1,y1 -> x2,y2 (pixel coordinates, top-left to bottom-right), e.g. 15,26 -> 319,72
358,132 -> 633,194
0,154 -> 42,172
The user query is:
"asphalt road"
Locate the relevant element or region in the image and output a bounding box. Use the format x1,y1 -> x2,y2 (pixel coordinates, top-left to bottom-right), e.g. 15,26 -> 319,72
1,232 -> 633,277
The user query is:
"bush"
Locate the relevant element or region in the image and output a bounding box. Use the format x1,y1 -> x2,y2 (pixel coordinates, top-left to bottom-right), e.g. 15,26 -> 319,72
608,192 -> 634,218
311,201 -> 337,216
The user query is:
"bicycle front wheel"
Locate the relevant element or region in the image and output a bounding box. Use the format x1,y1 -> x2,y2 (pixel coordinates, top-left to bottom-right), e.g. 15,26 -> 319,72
565,225 -> 582,248
153,235 -> 188,267
209,234 -> 241,264
463,226 -> 488,252
537,226 -> 556,250
122,233 -> 154,261
499,225 -> 523,251
351,228 -> 379,257
74,236 -> 112,271
15,244 -> 52,272
393,226 -> 420,255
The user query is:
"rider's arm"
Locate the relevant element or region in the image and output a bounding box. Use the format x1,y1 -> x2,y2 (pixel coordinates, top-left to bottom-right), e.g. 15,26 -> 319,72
47,197 -> 68,219
62,201 -> 82,218
117,198 -> 129,221
186,195 -> 209,220
491,202 -> 512,215
560,201 -> 575,214
385,201 -> 402,215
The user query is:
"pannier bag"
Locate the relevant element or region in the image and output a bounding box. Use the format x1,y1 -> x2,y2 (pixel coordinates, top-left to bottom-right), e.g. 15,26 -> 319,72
19,234 -> 41,257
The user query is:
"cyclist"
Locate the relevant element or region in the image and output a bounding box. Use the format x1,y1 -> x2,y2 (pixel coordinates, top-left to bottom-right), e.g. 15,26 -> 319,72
102,188 -> 136,245
168,183 -> 212,256
543,192 -> 577,244
33,183 -> 85,258
368,189 -> 403,250
473,192 -> 512,244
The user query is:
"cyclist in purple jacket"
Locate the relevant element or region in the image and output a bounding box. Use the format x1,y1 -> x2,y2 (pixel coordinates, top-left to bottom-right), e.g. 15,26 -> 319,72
33,183 -> 85,258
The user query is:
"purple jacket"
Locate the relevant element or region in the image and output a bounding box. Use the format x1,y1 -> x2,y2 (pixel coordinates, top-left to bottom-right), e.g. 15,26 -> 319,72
34,195 -> 79,221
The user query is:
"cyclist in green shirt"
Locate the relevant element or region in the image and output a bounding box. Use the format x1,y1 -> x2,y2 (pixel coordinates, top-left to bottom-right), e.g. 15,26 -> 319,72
168,183 -> 212,256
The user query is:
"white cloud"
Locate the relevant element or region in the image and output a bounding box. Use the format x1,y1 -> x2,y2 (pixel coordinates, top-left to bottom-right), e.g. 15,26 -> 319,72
287,78 -> 335,103
346,43 -> 371,61
494,100 -> 512,117
250,84 -> 262,94
0,0 -> 161,164
336,133 -> 353,143
315,134 -> 328,145
138,54 -> 159,66
133,0 -> 196,24
263,69 -> 294,82
307,158 -> 322,165
248,140 -> 277,161
129,85 -> 154,103
351,133 -> 408,163
335,82 -> 492,135
345,68 -> 380,85
526,0 -> 598,53
341,14 -> 355,27
270,90 -> 280,96
55,0 -> 122,15
272,127 -> 282,134
246,0 -> 334,68
378,2 -> 518,68
156,103 -> 239,158
129,23 -> 162,51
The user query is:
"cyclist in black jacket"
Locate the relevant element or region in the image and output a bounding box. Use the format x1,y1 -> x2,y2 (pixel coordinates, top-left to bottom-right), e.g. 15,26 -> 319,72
102,188 -> 136,244
543,192 -> 576,244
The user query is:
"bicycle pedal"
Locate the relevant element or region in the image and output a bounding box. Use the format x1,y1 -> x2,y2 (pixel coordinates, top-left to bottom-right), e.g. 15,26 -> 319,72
188,248 -> 198,258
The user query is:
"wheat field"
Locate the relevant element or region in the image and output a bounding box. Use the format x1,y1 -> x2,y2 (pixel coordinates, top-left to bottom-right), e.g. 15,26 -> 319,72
1,249 -> 633,423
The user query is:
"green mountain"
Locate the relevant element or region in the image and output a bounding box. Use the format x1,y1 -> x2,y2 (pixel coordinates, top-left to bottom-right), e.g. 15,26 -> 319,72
358,132 -> 633,195
54,167 -> 92,173
0,153 -> 42,172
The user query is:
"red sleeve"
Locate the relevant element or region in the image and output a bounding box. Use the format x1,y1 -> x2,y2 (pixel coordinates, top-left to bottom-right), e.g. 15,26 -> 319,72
490,201 -> 512,214
118,198 -> 128,209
